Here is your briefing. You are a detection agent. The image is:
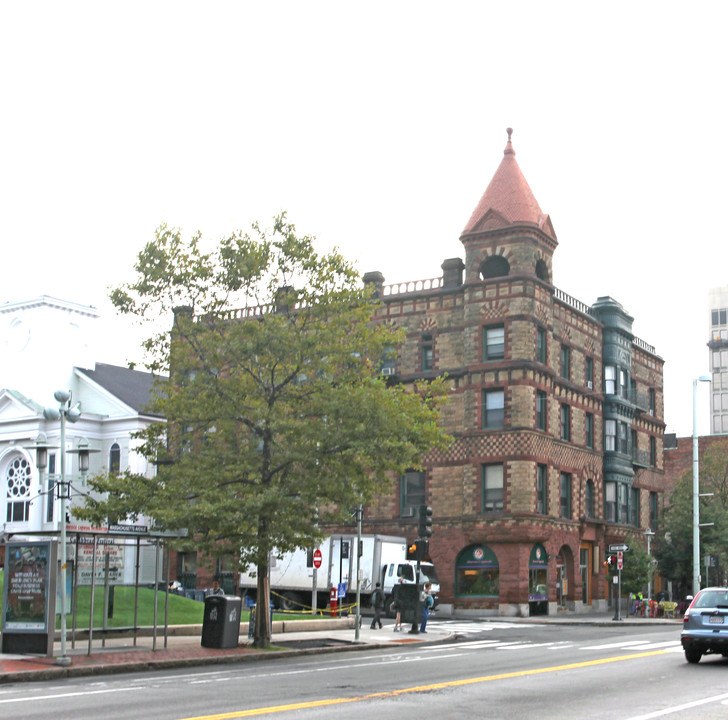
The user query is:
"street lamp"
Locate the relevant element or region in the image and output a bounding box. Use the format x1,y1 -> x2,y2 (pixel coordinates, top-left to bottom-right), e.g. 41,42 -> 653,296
644,529 -> 655,600
42,390 -> 82,667
692,375 -> 712,597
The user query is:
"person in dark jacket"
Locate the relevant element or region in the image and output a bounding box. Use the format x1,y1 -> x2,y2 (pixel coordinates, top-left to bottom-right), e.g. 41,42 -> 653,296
370,582 -> 384,629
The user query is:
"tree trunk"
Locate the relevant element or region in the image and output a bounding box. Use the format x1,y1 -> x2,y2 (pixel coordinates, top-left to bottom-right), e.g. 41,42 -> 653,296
254,561 -> 271,648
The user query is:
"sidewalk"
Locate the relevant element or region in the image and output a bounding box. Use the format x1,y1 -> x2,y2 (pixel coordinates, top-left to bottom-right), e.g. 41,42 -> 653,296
0,611 -> 681,684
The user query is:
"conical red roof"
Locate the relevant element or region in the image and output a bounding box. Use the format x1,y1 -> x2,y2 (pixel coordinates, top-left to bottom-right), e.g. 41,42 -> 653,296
461,129 -> 556,241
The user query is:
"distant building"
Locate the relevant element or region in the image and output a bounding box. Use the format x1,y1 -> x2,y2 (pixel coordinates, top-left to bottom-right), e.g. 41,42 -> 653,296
708,286 -> 728,434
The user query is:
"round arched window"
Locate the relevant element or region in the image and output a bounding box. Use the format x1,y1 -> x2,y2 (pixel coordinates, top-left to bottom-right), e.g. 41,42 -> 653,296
479,256 -> 510,280
6,455 -> 32,522
109,443 -> 121,474
535,259 -> 550,282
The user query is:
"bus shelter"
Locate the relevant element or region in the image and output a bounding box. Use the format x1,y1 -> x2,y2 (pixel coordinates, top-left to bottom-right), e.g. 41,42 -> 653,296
2,523 -> 186,657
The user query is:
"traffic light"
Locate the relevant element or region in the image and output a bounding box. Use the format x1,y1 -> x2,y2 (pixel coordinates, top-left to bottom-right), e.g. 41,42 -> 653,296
418,505 -> 433,539
604,555 -> 616,571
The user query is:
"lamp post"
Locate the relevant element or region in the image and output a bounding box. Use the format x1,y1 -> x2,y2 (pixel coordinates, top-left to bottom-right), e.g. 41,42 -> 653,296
354,504 -> 362,643
42,390 -> 82,667
644,529 -> 655,600
692,375 -> 712,597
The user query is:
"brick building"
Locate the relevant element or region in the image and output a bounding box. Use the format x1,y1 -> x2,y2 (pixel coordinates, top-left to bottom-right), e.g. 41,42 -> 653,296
358,130 -> 666,616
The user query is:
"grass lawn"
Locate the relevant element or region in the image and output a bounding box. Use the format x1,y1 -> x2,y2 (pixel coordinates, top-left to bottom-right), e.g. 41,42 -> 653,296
66,585 -> 206,628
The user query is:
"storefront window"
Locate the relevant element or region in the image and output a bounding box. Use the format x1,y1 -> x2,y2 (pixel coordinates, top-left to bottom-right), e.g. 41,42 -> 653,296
455,545 -> 499,597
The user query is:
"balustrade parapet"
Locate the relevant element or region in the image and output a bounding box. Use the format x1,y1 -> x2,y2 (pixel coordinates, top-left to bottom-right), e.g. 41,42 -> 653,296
382,277 -> 444,296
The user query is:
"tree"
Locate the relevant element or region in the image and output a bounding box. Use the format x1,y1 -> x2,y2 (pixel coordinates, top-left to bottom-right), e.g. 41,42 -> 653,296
76,214 -> 450,647
654,440 -> 728,593
619,534 -> 652,597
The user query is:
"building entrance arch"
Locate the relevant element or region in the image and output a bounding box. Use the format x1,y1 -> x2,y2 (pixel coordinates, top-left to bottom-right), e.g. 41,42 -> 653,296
556,545 -> 574,608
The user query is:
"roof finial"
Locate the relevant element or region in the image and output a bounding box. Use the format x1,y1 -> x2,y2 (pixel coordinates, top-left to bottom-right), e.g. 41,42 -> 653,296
504,127 -> 515,155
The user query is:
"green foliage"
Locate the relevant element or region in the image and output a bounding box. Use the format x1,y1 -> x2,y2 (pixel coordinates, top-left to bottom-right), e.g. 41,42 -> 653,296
619,534 -> 652,594
654,440 -> 728,590
77,213 -> 451,647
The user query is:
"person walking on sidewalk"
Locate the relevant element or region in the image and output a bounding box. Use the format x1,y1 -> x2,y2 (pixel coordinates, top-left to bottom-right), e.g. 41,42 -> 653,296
420,582 -> 433,633
392,577 -> 404,632
370,582 -> 384,629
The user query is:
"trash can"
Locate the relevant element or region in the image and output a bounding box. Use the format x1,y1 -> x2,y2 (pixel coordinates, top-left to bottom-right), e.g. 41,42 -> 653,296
201,595 -> 242,648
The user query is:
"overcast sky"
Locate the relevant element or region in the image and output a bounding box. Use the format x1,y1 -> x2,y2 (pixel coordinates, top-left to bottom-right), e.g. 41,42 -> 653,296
1,2 -> 725,437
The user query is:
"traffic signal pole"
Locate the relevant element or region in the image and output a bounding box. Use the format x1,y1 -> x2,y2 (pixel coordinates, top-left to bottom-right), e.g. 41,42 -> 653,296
613,566 -> 622,621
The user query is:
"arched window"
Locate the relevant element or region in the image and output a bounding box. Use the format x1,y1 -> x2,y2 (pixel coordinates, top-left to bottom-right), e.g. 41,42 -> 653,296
5,454 -> 32,523
535,259 -> 550,282
479,255 -> 510,280
109,443 -> 121,474
455,545 -> 499,598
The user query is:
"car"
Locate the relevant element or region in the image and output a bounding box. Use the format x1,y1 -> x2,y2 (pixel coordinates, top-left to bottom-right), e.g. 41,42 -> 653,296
680,587 -> 728,663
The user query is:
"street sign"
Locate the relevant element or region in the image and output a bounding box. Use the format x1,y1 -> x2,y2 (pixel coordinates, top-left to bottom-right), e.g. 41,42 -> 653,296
609,544 -> 630,553
617,557 -> 623,570
313,549 -> 322,569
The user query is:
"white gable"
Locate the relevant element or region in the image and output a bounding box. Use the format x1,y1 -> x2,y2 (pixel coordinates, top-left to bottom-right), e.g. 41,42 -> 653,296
0,390 -> 41,423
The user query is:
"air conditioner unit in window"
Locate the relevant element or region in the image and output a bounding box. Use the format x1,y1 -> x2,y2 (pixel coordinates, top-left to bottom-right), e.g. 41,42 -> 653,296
587,381 -> 593,390
400,507 -> 415,518
381,367 -> 396,376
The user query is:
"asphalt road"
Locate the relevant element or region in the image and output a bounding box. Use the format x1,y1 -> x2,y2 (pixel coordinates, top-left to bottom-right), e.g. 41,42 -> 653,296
4,619 -> 728,720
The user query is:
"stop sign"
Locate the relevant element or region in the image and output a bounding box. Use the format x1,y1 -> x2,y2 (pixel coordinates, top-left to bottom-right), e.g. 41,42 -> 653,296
313,549 -> 322,569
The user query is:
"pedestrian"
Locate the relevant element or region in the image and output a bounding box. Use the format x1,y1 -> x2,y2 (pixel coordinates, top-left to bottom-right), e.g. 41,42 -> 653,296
209,579 -> 225,596
370,582 -> 384,629
392,577 -> 404,632
420,582 -> 433,633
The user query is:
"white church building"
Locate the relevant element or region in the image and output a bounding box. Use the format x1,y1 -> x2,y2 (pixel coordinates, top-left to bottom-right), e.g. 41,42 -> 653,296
0,297 -> 164,572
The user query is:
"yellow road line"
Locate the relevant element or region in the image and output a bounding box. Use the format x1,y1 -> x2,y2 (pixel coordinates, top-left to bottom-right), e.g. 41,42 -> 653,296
179,648 -> 671,719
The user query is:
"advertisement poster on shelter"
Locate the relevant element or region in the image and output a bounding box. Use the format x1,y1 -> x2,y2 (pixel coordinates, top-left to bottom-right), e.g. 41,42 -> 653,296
2,542 -> 51,632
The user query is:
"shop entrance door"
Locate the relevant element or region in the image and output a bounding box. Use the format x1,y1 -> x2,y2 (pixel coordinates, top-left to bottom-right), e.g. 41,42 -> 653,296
579,545 -> 592,605
556,558 -> 566,607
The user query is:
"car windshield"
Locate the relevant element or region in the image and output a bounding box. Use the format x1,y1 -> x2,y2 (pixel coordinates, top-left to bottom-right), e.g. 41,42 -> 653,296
694,590 -> 728,609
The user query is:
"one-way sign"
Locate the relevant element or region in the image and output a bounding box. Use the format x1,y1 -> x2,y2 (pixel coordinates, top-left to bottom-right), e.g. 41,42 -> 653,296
609,543 -> 630,553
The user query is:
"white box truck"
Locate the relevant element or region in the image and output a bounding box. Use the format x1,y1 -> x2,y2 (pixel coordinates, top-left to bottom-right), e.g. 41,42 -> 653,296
238,534 -> 439,615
